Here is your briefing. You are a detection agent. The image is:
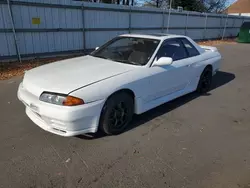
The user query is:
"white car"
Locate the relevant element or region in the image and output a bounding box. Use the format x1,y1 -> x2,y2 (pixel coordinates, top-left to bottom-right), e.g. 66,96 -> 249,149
18,34 -> 221,137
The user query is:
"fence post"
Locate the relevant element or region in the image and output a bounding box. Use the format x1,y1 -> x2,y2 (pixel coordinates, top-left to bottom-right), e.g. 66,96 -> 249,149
185,12 -> 189,36
228,16 -> 233,37
81,3 -> 86,52
232,16 -> 235,37
203,13 -> 208,40
242,16 -> 245,25
220,15 -> 224,38
162,9 -> 165,32
7,0 -> 21,62
232,16 -> 235,28
166,9 -> 171,33
129,6 -> 131,33
222,14 -> 228,40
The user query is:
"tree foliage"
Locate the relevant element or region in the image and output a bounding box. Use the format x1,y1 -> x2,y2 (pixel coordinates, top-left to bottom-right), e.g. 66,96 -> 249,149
203,0 -> 227,13
172,0 -> 206,12
144,0 -> 227,13
82,0 -> 227,12
86,0 -> 134,5
144,0 -> 206,12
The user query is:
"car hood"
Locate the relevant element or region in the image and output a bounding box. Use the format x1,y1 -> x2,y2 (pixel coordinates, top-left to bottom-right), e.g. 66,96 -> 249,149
23,55 -> 135,97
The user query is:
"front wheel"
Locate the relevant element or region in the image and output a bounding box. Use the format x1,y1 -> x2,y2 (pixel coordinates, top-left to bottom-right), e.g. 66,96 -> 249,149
99,92 -> 134,135
196,67 -> 213,94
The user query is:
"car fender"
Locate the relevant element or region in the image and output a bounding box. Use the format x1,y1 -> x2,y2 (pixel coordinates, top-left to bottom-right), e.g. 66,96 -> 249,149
70,67 -> 151,111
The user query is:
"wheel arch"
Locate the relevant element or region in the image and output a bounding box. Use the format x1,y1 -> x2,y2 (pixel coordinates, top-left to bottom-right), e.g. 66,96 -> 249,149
108,88 -> 135,100
98,88 -> 137,134
103,88 -> 140,114
199,64 -> 213,78
205,64 -> 213,71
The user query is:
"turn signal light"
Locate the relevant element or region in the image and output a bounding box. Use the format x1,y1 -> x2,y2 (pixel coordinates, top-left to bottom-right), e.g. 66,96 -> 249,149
63,96 -> 84,106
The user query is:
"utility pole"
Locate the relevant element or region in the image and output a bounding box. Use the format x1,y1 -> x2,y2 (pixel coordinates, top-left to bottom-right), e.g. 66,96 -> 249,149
166,0 -> 173,33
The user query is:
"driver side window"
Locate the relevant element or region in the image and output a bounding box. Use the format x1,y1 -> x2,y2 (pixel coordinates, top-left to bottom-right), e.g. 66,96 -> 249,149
156,39 -> 188,61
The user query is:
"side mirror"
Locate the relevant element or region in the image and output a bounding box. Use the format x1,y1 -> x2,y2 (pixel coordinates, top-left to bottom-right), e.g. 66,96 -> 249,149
153,57 -> 173,67
95,47 -> 99,50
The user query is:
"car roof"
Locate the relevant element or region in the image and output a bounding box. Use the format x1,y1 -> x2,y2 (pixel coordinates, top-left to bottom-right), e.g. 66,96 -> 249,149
120,33 -> 185,40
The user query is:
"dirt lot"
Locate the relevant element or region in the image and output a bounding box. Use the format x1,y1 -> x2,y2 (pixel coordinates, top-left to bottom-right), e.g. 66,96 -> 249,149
0,43 -> 250,188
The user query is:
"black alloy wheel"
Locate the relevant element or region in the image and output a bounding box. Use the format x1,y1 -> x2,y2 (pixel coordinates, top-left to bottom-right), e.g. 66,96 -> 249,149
99,92 -> 134,135
108,101 -> 129,129
197,66 -> 213,94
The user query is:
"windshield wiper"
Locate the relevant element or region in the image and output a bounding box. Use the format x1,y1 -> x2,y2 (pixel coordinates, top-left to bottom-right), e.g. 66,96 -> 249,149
91,55 -> 117,62
115,59 -> 141,66
91,54 -> 108,60
91,55 -> 141,66
129,61 -> 141,66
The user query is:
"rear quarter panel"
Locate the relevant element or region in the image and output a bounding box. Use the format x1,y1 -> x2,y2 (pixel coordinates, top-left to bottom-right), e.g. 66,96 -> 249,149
193,50 -> 221,77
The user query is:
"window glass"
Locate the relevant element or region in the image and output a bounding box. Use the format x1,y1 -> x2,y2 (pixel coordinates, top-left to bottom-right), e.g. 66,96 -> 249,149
181,38 -> 200,57
91,37 -> 160,66
156,39 -> 188,61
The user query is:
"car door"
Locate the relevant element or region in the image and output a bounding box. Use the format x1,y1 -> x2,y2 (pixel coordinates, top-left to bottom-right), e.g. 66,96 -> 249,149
144,39 -> 193,102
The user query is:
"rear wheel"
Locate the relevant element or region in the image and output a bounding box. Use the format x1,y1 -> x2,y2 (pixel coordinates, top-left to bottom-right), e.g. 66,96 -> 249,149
99,92 -> 134,135
196,66 -> 213,94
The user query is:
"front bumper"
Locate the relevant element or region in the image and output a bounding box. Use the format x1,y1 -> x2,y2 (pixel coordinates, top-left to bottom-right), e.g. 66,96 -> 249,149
18,83 -> 105,137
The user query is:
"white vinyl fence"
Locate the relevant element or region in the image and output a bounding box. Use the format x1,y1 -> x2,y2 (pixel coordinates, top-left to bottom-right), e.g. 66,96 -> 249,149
0,0 -> 249,61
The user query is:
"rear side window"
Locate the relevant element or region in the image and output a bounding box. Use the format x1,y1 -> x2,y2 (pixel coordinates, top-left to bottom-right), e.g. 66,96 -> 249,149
181,38 -> 200,57
156,39 -> 188,61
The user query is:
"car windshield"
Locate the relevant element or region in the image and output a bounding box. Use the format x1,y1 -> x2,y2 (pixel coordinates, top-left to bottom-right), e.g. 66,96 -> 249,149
90,37 -> 160,66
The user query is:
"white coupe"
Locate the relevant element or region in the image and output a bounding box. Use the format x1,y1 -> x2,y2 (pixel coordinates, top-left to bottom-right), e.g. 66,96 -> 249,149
18,34 -> 221,137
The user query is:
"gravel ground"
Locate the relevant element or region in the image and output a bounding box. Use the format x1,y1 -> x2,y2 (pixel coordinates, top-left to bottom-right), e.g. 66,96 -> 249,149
0,43 -> 250,188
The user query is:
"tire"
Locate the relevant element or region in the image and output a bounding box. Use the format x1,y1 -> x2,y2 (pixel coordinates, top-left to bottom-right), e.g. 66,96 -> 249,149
196,66 -> 213,94
99,92 -> 134,135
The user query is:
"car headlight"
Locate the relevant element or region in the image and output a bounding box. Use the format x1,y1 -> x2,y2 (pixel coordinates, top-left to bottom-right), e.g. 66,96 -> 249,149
39,92 -> 84,106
